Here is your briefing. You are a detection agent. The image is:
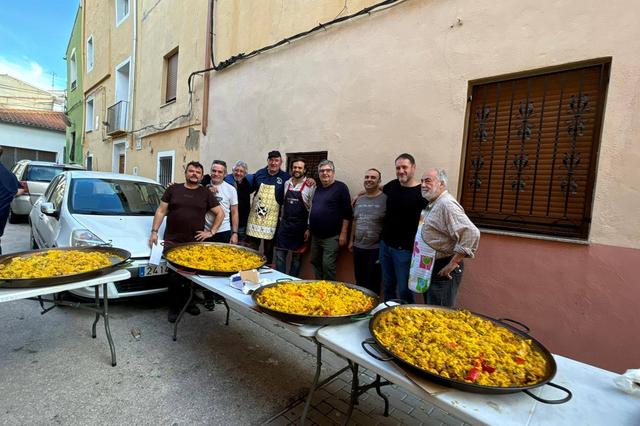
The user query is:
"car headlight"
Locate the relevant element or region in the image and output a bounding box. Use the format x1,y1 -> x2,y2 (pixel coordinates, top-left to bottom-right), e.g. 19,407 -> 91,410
71,229 -> 107,247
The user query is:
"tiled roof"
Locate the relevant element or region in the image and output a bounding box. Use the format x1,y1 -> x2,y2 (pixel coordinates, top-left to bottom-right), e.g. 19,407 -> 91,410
0,108 -> 67,132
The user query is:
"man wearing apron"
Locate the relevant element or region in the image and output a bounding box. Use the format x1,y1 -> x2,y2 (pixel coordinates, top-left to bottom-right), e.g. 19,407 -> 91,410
275,159 -> 314,277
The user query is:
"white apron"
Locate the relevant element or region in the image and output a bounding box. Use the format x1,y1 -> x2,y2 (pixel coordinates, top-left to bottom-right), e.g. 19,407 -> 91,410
246,183 -> 279,240
409,209 -> 437,293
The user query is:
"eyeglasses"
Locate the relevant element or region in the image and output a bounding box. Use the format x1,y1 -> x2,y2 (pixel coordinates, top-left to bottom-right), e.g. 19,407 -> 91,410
318,168 -> 333,173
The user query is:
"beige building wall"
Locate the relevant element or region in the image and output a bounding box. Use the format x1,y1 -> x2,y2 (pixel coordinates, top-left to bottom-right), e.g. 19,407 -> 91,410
203,0 -> 640,371
126,0 -> 209,179
206,0 -> 640,249
0,74 -> 56,111
82,0 -> 135,172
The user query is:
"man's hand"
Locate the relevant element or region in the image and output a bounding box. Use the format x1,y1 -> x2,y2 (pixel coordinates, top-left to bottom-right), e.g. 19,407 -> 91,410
348,241 -> 353,252
304,229 -> 310,242
148,233 -> 158,247
195,230 -> 213,241
339,232 -> 348,247
230,233 -> 238,244
305,177 -> 316,187
207,185 -> 219,195
438,261 -> 459,279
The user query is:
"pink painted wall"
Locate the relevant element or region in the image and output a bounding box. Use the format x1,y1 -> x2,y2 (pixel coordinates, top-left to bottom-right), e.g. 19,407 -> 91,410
456,233 -> 640,373
295,233 -> 638,373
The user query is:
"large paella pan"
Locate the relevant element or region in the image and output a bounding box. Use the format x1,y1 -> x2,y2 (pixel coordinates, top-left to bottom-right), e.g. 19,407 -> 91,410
0,246 -> 131,288
363,304 -> 571,403
252,280 -> 380,325
163,242 -> 266,276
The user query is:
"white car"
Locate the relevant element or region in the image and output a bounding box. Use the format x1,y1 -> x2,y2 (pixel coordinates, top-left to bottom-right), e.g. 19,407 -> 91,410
29,171 -> 168,299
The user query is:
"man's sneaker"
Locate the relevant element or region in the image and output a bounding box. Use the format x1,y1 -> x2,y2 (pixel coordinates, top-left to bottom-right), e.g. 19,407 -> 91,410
186,304 -> 200,316
203,298 -> 215,311
167,310 -> 179,323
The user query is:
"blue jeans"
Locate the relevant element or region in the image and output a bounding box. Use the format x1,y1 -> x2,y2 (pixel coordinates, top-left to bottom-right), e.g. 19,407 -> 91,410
275,249 -> 303,277
426,261 -> 464,307
379,240 -> 414,303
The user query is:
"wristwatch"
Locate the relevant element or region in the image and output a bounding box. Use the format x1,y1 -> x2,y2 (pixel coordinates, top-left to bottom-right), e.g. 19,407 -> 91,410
151,229 -> 158,233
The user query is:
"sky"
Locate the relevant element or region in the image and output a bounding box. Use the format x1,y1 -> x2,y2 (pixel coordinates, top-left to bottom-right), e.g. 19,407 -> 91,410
0,1 -> 79,91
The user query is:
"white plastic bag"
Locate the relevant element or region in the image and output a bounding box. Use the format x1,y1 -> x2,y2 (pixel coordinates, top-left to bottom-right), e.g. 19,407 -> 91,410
613,369 -> 640,396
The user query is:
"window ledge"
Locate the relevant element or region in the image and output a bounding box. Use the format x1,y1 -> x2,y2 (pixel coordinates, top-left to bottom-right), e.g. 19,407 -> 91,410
161,99 -> 176,108
478,227 -> 590,245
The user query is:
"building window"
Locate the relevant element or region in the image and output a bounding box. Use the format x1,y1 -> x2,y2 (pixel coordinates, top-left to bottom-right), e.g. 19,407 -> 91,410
164,49 -> 178,103
86,36 -> 94,72
86,98 -> 95,131
116,0 -> 130,26
86,155 -> 93,171
69,49 -> 77,90
157,150 -> 175,186
460,59 -> 610,239
286,151 -> 328,182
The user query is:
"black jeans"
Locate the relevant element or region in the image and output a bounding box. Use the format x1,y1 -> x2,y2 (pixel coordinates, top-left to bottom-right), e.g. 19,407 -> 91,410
353,246 -> 381,295
426,259 -> 464,308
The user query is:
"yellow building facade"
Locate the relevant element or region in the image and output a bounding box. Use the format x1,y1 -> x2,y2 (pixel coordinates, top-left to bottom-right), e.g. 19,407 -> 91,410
82,0 -> 209,182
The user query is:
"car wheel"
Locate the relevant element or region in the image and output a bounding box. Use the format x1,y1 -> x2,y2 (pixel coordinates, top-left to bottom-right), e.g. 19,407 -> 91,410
8,210 -> 22,224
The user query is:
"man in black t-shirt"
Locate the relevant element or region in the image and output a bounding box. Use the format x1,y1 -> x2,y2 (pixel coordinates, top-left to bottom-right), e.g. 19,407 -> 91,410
149,161 -> 224,322
379,153 -> 427,303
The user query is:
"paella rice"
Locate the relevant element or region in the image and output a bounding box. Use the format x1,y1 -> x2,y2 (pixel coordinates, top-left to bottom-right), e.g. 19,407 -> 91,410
373,308 -> 548,387
256,281 -> 374,316
0,250 -> 117,279
165,244 -> 264,272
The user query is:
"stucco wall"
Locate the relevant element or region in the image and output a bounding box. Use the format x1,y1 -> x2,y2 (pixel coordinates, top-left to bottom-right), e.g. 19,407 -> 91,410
205,0 -> 640,249
66,6 -> 84,164
203,0 -> 640,371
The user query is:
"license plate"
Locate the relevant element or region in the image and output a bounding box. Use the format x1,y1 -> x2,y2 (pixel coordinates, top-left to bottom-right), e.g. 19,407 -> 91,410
139,263 -> 168,277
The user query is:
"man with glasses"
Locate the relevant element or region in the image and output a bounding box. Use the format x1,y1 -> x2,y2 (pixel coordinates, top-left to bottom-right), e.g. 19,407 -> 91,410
308,160 -> 352,280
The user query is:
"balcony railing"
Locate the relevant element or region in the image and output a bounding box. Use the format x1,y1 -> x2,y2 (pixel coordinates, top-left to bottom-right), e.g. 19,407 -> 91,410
106,100 -> 129,135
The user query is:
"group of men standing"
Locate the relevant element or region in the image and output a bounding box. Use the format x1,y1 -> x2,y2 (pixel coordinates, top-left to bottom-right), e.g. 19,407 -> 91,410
149,149 -> 480,322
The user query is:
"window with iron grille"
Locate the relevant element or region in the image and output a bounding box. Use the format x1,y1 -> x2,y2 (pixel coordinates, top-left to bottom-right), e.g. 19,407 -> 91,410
158,156 -> 173,187
460,59 -> 610,239
286,151 -> 328,181
164,49 -> 178,103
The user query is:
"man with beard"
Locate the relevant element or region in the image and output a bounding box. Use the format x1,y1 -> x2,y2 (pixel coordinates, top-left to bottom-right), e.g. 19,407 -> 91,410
246,151 -> 290,265
149,161 -> 224,322
274,158 -> 314,277
379,153 -> 427,303
349,168 -> 386,294
308,160 -> 352,280
419,168 -> 479,307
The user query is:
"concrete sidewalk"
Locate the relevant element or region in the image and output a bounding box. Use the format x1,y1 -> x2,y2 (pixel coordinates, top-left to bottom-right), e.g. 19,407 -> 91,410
0,223 -> 468,425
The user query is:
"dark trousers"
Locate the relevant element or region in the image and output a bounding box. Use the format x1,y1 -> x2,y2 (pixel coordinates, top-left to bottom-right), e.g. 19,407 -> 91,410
353,246 -> 381,295
246,236 -> 275,265
426,259 -> 464,308
275,249 -> 303,277
167,270 -> 192,312
310,234 -> 339,280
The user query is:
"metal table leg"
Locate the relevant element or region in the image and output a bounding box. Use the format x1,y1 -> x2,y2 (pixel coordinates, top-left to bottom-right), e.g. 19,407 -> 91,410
300,341 -> 351,425
343,363 -> 391,423
101,283 -> 117,367
221,297 -> 230,325
173,284 -> 194,341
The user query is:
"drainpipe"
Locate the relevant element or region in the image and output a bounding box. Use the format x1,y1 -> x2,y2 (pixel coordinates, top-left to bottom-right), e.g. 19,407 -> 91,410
129,0 -> 138,143
202,0 -> 214,135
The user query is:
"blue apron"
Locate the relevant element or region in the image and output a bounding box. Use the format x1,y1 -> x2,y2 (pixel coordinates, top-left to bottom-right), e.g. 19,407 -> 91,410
275,182 -> 309,251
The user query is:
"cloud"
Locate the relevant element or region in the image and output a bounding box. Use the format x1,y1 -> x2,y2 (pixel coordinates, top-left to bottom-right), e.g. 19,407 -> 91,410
0,56 -> 65,91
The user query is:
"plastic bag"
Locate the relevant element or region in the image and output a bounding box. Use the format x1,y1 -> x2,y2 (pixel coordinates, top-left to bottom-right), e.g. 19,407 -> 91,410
613,369 -> 640,396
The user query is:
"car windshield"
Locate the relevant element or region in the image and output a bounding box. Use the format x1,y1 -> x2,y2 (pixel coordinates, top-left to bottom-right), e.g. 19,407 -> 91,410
25,165 -> 65,182
69,178 -> 164,215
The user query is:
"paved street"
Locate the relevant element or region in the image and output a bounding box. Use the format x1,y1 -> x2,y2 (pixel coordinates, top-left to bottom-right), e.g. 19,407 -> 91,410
0,223 -> 467,425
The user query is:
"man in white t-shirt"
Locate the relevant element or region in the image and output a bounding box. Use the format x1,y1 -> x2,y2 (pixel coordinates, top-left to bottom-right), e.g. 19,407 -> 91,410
204,160 -> 239,244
